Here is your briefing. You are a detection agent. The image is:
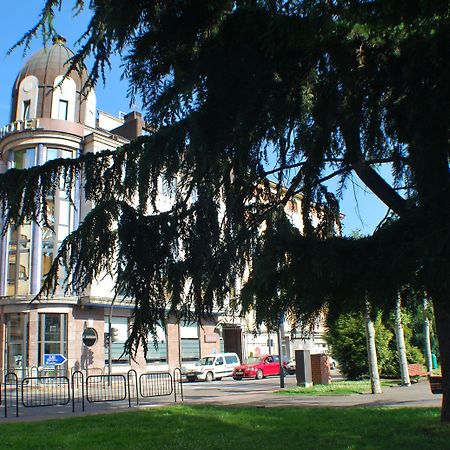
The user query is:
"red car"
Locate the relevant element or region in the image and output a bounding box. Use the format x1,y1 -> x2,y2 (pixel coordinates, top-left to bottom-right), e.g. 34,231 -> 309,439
232,355 -> 285,380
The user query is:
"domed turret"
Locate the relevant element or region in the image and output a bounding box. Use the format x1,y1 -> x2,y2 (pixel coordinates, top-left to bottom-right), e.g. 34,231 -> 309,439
10,36 -> 96,127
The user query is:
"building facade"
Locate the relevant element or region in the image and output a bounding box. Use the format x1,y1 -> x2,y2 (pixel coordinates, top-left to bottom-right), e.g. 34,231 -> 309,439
0,38 -> 328,378
0,38 -> 226,377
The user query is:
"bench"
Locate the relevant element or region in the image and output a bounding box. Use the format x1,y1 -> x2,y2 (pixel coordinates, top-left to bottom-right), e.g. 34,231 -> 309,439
407,363 -> 428,382
429,375 -> 443,395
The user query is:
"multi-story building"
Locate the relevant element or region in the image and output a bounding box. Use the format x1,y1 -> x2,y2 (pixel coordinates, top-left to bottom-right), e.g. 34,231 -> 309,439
0,37 -> 226,377
0,38 -> 329,378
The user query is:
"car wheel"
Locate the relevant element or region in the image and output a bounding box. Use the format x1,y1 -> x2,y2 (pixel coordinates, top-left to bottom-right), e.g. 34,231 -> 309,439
256,369 -> 264,380
233,375 -> 242,380
205,371 -> 214,382
187,378 -> 195,382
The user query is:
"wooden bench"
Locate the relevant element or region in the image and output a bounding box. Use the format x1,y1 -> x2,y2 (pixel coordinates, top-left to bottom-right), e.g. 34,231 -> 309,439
429,375 -> 443,395
407,363 -> 428,382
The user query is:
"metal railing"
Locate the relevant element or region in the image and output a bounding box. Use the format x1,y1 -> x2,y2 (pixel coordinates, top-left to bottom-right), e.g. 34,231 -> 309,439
173,367 -> 184,402
72,371 -> 85,412
139,372 -> 173,398
86,374 -> 127,403
4,372 -> 19,417
21,376 -> 70,407
127,369 -> 139,407
2,368 -> 183,418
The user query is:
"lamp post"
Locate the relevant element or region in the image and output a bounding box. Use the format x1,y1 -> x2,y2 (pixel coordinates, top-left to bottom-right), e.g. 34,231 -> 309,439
108,297 -> 116,378
277,315 -> 285,389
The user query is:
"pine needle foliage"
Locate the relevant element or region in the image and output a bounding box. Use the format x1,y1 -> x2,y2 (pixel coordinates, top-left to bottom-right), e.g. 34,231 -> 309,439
2,1 -> 449,365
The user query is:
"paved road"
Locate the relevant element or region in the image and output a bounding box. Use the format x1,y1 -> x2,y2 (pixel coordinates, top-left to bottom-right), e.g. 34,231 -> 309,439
181,375 -> 441,409
0,375 -> 441,422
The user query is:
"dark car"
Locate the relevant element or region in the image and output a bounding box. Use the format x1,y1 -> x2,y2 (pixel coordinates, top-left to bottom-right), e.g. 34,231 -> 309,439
232,355 -> 285,380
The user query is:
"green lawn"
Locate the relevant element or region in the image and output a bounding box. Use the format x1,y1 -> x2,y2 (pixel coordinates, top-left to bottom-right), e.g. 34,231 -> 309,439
278,379 -> 401,395
0,406 -> 449,449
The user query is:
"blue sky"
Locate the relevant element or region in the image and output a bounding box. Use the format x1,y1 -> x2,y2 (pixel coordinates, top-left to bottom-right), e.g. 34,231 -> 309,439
0,1 -> 391,235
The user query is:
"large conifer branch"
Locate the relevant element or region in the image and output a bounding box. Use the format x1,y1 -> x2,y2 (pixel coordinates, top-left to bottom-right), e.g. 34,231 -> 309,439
340,116 -> 408,217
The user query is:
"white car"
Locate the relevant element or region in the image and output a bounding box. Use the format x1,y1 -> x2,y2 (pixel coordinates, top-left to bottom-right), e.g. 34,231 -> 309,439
185,353 -> 240,382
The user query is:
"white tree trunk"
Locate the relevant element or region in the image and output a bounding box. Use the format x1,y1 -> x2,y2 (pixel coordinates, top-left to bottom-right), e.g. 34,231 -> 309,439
365,300 -> 382,394
395,294 -> 411,386
423,296 -> 433,373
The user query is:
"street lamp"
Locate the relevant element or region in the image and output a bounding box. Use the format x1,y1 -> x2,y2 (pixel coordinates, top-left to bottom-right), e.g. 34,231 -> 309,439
277,316 -> 285,389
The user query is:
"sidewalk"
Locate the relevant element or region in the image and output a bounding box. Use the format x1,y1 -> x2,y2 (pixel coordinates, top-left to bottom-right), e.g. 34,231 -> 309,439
183,379 -> 441,409
0,379 -> 441,423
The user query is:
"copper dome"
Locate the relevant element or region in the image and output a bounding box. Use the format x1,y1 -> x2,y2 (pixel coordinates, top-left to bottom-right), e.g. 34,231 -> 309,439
10,36 -> 92,124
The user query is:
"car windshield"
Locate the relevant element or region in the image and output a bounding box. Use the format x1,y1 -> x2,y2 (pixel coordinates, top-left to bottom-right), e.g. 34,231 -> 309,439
244,357 -> 262,364
196,357 -> 215,366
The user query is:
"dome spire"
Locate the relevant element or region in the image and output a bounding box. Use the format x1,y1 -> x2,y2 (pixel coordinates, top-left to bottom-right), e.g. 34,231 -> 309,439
52,35 -> 67,45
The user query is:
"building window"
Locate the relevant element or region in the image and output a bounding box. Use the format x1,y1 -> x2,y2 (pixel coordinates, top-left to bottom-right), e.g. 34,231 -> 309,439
41,148 -> 75,289
180,321 -> 200,362
6,148 -> 75,296
104,316 -> 129,364
7,223 -> 31,295
58,100 -> 69,120
13,148 -> 35,169
37,313 -> 68,367
146,325 -> 167,364
5,313 -> 29,374
22,100 -> 31,121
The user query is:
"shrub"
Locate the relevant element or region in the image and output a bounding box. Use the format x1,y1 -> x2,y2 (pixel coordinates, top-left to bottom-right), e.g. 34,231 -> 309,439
326,310 -> 423,379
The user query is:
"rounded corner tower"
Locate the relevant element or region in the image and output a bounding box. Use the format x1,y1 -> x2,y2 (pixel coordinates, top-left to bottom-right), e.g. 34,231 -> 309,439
10,35 -> 96,128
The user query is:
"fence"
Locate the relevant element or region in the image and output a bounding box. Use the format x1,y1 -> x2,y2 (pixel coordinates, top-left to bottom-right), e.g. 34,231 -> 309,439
2,368 -> 183,418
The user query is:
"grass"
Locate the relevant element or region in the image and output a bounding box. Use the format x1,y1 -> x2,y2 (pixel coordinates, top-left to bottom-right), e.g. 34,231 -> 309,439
277,379 -> 401,396
0,405 -> 449,449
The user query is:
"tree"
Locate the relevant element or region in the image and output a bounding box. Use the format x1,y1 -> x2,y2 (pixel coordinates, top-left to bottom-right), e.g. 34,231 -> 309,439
3,0 -> 449,420
364,300 -> 382,394
394,293 -> 411,386
326,306 -> 423,380
423,296 -> 434,372
325,309 -> 391,381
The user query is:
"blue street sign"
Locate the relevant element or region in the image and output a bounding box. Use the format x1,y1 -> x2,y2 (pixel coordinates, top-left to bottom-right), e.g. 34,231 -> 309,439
43,354 -> 67,366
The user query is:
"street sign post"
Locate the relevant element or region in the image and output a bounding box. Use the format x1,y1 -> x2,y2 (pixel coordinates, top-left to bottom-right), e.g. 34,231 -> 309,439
43,354 -> 67,366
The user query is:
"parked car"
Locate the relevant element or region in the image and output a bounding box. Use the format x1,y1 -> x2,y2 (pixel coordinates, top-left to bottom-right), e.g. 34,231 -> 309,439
284,355 -> 337,375
285,358 -> 296,375
232,355 -> 286,380
185,352 -> 240,382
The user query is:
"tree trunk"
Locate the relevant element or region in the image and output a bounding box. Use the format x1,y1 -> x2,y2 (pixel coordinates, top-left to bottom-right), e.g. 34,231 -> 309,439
364,300 -> 382,394
423,296 -> 433,373
430,297 -> 450,422
394,294 -> 411,386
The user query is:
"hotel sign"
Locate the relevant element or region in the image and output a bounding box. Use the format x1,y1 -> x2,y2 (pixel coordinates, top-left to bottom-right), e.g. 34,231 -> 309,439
0,118 -> 40,139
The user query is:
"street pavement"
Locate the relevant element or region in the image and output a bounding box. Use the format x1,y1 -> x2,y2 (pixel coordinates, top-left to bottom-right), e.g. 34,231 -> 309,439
182,376 -> 441,409
0,375 -> 441,422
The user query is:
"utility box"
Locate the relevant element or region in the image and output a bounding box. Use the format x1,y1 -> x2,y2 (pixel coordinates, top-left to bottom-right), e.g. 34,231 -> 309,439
295,350 -> 312,387
311,354 -> 331,385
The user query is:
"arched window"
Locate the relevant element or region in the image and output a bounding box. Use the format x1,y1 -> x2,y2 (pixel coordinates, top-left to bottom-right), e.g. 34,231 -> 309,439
16,76 -> 38,121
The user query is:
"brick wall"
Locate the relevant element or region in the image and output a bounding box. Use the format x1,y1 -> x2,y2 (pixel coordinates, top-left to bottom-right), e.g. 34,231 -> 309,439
311,353 -> 331,385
